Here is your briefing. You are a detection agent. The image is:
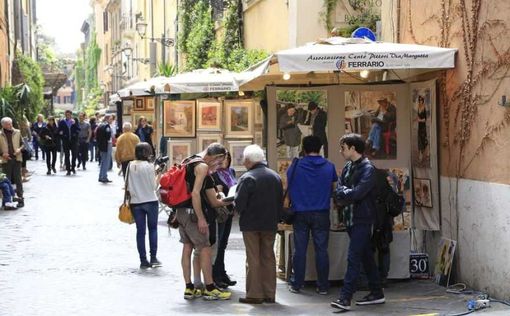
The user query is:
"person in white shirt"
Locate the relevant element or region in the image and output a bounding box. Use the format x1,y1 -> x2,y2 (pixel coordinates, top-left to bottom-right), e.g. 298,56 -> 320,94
126,142 -> 161,269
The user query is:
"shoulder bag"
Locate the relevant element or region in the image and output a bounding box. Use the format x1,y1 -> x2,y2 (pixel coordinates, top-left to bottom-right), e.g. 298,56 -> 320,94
119,162 -> 135,224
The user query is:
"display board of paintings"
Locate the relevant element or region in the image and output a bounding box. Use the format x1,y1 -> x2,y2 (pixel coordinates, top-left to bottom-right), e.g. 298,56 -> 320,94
224,100 -> 253,138
197,99 -> 221,131
163,100 -> 196,137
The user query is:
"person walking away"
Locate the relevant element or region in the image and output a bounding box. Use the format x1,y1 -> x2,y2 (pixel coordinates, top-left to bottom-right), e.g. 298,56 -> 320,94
95,114 -> 113,183
135,116 -> 155,156
176,143 -> 232,301
211,152 -> 238,288
305,102 -> 328,157
287,136 -> 337,295
77,112 -> 91,170
115,122 -> 140,176
235,145 -> 283,304
58,110 -> 80,175
89,117 -> 98,162
0,117 -> 25,208
127,142 -> 162,269
331,133 -> 385,311
32,114 -> 46,160
39,116 -> 59,175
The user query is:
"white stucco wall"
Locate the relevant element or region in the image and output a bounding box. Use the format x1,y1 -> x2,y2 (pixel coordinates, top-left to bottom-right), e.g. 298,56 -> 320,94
439,177 -> 510,298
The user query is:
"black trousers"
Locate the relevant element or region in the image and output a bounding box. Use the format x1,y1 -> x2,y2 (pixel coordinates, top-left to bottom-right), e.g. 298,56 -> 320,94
63,140 -> 78,171
78,141 -> 89,168
1,160 -> 23,198
45,147 -> 58,171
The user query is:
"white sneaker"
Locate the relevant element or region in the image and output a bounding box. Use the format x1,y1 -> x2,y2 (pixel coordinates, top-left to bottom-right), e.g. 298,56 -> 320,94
6,202 -> 17,208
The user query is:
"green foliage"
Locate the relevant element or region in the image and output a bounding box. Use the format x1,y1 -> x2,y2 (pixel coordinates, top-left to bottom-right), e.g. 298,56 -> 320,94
224,48 -> 268,72
222,0 -> 243,61
74,32 -> 101,110
0,86 -> 16,120
14,52 -> 45,121
277,90 -> 327,107
38,43 -> 63,72
156,63 -> 177,77
320,0 -> 340,31
177,0 -> 196,54
83,86 -> 103,117
185,1 -> 215,71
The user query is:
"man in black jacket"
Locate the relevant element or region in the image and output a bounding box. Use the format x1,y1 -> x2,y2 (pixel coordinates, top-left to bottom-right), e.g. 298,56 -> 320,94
57,110 -> 80,176
95,114 -> 113,183
331,133 -> 385,312
235,145 -> 283,304
305,101 -> 328,157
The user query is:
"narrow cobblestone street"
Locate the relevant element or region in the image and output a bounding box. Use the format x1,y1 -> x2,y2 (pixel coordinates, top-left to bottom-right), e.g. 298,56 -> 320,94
0,160 -> 508,316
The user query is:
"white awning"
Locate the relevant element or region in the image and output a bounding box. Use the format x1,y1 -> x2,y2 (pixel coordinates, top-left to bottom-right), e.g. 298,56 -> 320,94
117,76 -> 169,97
158,68 -> 240,94
277,37 -> 457,72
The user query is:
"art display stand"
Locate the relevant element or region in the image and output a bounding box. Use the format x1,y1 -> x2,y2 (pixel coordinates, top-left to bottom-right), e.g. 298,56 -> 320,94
277,229 -> 411,281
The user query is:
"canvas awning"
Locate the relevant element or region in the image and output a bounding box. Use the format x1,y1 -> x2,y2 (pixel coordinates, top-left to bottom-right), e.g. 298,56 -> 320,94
154,68 -> 242,94
117,76 -> 169,97
240,37 -> 458,91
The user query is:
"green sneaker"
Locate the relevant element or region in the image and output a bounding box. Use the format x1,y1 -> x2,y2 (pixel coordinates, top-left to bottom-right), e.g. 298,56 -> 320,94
184,288 -> 195,300
203,288 -> 231,301
194,288 -> 203,298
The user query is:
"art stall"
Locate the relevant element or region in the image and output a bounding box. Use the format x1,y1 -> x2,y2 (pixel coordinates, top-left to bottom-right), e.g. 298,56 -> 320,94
116,68 -> 266,170
240,36 -> 457,281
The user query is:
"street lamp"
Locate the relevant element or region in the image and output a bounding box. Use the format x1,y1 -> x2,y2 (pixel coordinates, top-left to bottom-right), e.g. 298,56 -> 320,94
135,16 -> 175,47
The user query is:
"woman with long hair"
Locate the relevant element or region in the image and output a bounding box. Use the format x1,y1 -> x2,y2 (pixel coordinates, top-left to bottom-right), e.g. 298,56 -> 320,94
127,142 -> 161,269
211,152 -> 237,288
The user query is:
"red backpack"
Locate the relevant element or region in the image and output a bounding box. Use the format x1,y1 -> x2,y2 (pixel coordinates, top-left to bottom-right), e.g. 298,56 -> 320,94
159,157 -> 204,208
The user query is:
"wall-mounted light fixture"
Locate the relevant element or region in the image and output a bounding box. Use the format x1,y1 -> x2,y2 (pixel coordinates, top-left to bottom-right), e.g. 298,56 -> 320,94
136,15 -> 175,47
283,73 -> 291,81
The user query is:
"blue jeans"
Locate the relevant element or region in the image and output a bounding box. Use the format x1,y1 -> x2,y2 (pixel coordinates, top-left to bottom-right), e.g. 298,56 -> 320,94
213,215 -> 233,279
88,141 -> 97,161
99,143 -> 112,181
291,211 -> 330,291
0,179 -> 14,204
341,224 -> 382,300
131,201 -> 159,261
368,123 -> 382,151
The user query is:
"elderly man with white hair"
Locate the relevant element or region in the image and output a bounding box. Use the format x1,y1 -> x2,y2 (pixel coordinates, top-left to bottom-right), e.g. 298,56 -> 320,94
235,144 -> 283,304
0,117 -> 25,207
115,122 -> 140,176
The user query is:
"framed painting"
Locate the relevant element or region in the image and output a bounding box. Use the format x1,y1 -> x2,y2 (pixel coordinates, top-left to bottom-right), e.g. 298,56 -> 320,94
225,100 -> 253,138
197,100 -> 221,131
228,140 -> 253,171
146,97 -> 155,111
134,98 -> 145,111
163,100 -> 196,137
197,133 -> 222,152
168,140 -> 193,165
123,99 -> 133,115
414,178 -> 433,208
132,112 -> 155,127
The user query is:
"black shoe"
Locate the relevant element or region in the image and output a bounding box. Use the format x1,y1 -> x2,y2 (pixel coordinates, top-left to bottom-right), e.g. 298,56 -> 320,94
83,166 -> 86,170
331,298 -> 351,310
355,292 -> 385,305
66,171 -> 71,176
77,163 -> 81,168
150,257 -> 162,267
72,169 -> 76,174
140,260 -> 151,269
52,167 -> 57,173
16,199 -> 24,208
222,274 -> 237,286
46,170 -> 51,175
215,280 -> 229,290
239,297 -> 263,304
3,205 -> 17,211
99,179 -> 112,183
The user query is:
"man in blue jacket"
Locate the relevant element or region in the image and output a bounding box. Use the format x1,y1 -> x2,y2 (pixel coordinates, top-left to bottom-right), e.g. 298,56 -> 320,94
57,110 -> 80,176
287,135 -> 337,295
331,133 -> 385,311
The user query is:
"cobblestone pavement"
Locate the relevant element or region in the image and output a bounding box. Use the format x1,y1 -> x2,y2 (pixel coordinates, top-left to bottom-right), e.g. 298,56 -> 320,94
0,160 -> 508,316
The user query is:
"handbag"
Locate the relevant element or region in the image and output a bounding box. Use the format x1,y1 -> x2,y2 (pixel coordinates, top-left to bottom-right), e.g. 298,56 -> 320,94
167,209 -> 179,229
281,157 -> 300,224
119,163 -> 135,224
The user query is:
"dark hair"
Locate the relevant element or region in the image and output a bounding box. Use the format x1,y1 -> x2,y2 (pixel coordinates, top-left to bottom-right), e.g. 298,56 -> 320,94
206,142 -> 227,157
308,101 -> 318,111
302,135 -> 322,154
418,95 -> 425,103
135,142 -> 153,161
89,117 -> 96,124
65,110 -> 72,115
224,152 -> 232,168
340,133 -> 365,154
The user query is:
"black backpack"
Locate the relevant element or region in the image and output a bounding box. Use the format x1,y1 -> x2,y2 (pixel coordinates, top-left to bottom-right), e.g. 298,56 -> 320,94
373,168 -> 405,217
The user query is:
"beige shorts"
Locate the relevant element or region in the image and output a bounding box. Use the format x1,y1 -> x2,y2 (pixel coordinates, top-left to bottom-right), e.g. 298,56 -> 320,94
176,208 -> 210,250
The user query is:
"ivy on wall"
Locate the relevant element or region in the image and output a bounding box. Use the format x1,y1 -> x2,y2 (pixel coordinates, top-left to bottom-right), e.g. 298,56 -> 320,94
74,31 -> 102,111
321,0 -> 379,36
180,0 -> 267,72
12,52 -> 45,121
